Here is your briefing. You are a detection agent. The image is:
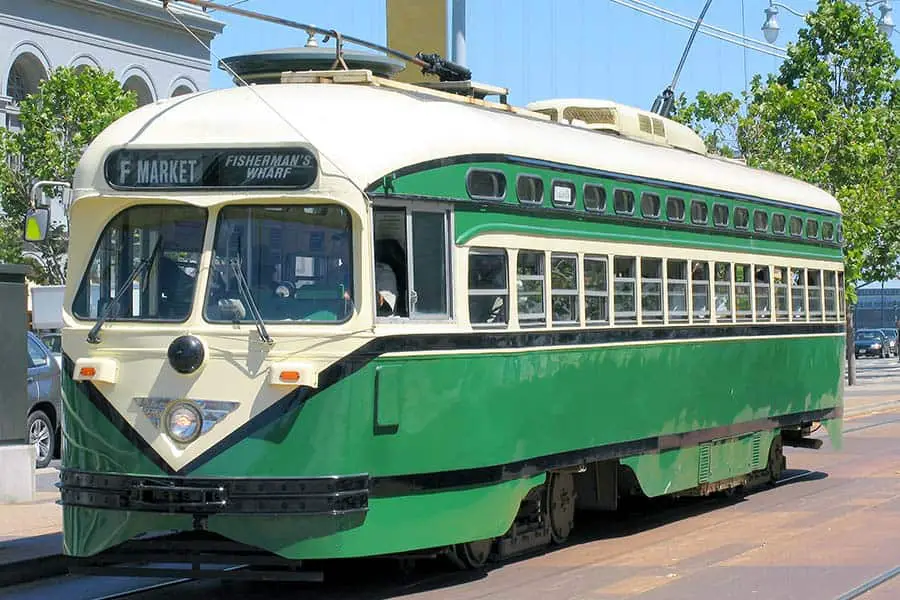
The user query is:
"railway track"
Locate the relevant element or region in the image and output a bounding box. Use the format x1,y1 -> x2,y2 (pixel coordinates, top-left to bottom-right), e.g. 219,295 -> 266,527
835,565 -> 900,600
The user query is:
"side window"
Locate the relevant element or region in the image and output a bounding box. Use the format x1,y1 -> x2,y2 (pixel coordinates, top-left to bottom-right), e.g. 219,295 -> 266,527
807,269 -> 822,319
734,264 -> 752,321
667,259 -> 688,323
666,196 -> 685,222
551,254 -> 578,325
774,267 -> 789,321
837,271 -> 845,318
691,261 -> 711,323
822,222 -> 835,241
468,249 -> 508,326
584,256 -> 609,324
714,262 -> 732,322
755,266 -> 771,321
614,189 -> 635,216
690,200 -> 708,225
517,251 -> 545,326
791,267 -> 807,320
466,170 -> 506,201
734,207 -> 750,229
772,214 -> 787,235
789,216 -> 803,237
551,180 -> 576,208
824,271 -> 838,320
806,219 -> 819,239
583,184 -> 607,213
374,206 -> 451,320
516,175 -> 544,205
641,258 -> 663,323
641,193 -> 661,219
613,256 -> 637,324
753,210 -> 768,233
27,337 -> 48,368
713,203 -> 729,227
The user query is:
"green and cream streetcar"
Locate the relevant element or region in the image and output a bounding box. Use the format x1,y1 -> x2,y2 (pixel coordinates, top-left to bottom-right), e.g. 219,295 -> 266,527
25,25 -> 843,575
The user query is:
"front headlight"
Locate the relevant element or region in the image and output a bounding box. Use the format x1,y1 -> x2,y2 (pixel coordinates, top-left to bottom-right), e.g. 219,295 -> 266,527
164,402 -> 203,444
872,343 -> 882,349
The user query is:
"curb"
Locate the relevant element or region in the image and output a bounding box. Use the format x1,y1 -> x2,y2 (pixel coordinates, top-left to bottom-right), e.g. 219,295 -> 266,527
0,553 -> 68,587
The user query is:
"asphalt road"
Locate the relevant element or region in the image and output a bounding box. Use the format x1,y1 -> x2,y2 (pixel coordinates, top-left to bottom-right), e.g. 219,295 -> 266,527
8,358 -> 900,600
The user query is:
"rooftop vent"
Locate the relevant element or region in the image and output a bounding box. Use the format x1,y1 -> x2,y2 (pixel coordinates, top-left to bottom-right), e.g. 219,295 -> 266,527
219,47 -> 405,85
527,98 -> 706,155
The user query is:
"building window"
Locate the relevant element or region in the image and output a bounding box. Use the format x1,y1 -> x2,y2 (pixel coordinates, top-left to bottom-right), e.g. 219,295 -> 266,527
774,267 -> 789,321
641,193 -> 661,219
466,170 -> 506,201
667,259 -> 688,323
755,265 -> 771,320
551,254 -> 578,325
517,251 -> 545,326
613,256 -> 637,324
715,262 -> 732,322
614,189 -> 635,216
641,258 -> 663,323
551,180 -> 576,208
691,261 -> 711,323
468,249 -> 508,326
667,196 -> 685,222
584,256 -> 609,324
584,184 -> 606,212
734,263 -> 752,321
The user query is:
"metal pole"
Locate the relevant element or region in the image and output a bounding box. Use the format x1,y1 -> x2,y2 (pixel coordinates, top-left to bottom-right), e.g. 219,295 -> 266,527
451,0 -> 466,67
651,0 -> 713,117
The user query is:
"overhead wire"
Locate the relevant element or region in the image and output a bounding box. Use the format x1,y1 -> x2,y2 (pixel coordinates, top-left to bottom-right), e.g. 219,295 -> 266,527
608,0 -> 789,59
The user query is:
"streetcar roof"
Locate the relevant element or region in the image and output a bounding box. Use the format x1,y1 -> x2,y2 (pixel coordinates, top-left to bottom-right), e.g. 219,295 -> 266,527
74,83 -> 841,215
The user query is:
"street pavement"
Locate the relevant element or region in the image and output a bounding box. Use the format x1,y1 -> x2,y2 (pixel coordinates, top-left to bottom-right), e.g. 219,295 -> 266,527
1,356 -> 899,595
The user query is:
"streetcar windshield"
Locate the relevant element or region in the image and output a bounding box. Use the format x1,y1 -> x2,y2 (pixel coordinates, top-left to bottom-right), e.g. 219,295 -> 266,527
73,205 -> 206,322
204,205 -> 353,323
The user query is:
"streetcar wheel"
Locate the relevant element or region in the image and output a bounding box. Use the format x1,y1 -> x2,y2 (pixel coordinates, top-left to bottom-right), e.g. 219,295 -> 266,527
449,539 -> 492,569
767,436 -> 785,484
548,472 -> 575,544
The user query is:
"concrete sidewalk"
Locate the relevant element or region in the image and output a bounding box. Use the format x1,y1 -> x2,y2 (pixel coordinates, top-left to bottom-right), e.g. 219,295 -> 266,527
0,359 -> 898,587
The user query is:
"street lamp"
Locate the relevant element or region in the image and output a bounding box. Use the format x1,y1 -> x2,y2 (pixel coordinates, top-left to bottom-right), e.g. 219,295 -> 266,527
762,0 -> 894,43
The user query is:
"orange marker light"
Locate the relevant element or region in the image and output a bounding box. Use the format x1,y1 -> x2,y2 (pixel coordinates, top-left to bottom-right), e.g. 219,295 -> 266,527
279,370 -> 301,383
79,367 -> 96,378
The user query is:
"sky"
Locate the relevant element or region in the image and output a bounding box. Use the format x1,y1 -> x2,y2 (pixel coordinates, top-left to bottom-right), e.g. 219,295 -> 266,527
200,0 -> 899,111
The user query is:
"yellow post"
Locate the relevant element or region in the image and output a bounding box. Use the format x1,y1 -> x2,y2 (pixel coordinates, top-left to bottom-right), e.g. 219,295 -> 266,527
386,0 -> 446,83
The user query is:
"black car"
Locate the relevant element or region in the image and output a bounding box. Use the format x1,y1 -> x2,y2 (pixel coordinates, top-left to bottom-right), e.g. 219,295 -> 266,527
855,329 -> 889,359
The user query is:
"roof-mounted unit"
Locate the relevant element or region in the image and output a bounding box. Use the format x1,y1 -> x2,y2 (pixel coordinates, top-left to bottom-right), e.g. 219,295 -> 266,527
526,98 -> 707,156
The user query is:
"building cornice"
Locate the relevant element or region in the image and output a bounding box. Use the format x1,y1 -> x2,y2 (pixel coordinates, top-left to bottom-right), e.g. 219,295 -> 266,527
51,0 -> 226,37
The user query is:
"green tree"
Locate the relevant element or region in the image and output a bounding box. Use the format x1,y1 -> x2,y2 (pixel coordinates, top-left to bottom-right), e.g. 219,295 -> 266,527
672,0 -> 900,296
0,66 -> 136,282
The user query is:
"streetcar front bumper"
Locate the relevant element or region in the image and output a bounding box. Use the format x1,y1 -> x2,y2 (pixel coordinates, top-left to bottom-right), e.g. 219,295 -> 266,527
59,468 -> 369,515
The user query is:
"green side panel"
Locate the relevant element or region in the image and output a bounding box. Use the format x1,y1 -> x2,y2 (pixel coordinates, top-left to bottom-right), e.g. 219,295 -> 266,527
64,476 -> 544,559
453,206 -> 841,261
372,160 -> 842,261
61,373 -> 166,476
622,430 -> 778,497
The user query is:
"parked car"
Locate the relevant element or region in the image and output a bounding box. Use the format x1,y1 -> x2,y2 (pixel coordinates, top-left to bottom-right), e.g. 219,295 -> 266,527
38,332 -> 62,368
880,329 -> 898,357
855,329 -> 889,359
26,331 -> 61,468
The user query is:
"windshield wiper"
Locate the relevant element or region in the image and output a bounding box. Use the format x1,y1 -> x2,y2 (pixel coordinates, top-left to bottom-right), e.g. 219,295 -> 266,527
229,257 -> 273,344
87,236 -> 163,344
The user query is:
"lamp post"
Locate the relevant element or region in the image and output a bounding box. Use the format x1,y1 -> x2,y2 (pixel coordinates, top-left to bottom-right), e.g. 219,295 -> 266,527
762,0 -> 894,43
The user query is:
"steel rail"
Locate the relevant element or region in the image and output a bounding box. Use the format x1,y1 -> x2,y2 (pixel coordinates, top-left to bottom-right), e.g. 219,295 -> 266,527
835,565 -> 900,600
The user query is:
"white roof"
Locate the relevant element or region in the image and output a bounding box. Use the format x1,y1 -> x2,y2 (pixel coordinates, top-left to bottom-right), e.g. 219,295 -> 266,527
74,83 -> 841,215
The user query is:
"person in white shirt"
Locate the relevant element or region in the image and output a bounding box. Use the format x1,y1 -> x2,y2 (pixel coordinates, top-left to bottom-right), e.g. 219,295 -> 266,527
376,261 -> 399,316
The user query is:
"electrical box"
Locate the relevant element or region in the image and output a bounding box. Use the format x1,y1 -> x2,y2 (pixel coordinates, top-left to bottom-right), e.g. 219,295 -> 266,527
0,265 -> 28,443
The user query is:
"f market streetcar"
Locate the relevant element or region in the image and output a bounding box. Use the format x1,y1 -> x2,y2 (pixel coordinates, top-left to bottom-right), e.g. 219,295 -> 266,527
25,7 -> 844,577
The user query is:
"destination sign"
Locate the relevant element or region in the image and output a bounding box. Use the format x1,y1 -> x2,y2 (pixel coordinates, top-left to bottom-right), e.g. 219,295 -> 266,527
104,147 -> 318,190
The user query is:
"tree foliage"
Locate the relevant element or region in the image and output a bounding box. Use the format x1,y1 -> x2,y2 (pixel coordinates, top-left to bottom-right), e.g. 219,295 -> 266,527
672,0 -> 900,298
0,66 -> 136,282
